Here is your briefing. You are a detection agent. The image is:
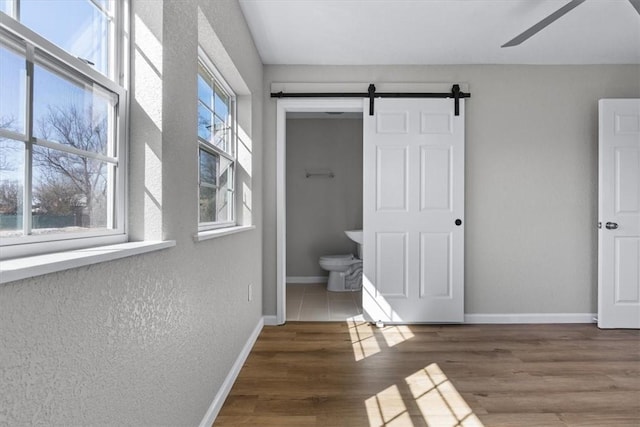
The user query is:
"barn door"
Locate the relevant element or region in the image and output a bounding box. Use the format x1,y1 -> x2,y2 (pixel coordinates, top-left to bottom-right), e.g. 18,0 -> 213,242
362,98 -> 464,323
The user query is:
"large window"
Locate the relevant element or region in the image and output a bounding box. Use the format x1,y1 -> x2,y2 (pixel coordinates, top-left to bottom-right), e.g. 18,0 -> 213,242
0,0 -> 126,258
197,51 -> 235,230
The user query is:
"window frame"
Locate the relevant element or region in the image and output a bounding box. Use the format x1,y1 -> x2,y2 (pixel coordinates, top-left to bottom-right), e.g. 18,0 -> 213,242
197,48 -> 237,232
0,0 -> 128,260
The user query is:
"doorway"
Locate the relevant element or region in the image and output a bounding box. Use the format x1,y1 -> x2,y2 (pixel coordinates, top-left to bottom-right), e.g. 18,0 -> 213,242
285,112 -> 364,321
275,99 -> 364,324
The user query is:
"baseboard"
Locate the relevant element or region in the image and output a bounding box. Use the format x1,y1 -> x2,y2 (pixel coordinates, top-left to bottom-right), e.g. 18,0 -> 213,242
286,276 -> 328,284
263,315 -> 279,326
199,317 -> 264,427
464,313 -> 597,324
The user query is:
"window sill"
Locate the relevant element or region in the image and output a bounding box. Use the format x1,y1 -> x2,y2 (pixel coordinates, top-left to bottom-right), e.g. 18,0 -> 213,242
0,240 -> 176,285
194,225 -> 255,242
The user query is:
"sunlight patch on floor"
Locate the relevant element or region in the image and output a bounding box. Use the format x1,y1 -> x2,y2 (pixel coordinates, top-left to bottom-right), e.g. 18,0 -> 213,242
347,317 -> 415,362
365,384 -> 413,427
365,363 -> 484,427
347,317 -> 380,361
408,364 -> 483,427
380,325 -> 415,347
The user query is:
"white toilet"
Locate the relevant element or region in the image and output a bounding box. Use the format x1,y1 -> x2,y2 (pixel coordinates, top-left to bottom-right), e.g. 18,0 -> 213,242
319,230 -> 363,292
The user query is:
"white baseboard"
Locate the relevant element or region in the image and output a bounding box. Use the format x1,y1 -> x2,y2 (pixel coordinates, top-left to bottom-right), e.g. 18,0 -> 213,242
286,276 -> 328,284
464,313 -> 597,324
263,315 -> 279,326
199,317 -> 264,427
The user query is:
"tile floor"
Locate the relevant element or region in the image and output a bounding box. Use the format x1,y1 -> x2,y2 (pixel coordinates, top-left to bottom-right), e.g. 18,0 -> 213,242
286,283 -> 363,321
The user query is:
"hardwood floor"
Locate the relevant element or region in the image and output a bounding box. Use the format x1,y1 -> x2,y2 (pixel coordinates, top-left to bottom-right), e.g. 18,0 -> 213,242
214,321 -> 640,426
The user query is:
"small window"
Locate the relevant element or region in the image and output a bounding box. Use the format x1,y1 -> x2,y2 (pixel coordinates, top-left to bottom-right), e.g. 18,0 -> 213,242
197,52 -> 236,230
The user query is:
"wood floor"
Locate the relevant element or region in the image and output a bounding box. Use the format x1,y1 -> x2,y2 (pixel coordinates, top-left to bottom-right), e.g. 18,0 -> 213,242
214,321 -> 640,426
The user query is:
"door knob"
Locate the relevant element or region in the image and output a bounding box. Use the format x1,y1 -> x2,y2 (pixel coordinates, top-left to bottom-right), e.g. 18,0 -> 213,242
605,222 -> 618,230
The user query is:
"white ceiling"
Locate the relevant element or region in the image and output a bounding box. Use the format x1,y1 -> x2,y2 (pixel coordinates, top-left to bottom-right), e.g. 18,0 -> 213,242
238,0 -> 640,65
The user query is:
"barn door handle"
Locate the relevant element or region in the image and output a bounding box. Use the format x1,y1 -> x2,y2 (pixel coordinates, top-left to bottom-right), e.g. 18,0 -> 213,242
605,222 -> 618,230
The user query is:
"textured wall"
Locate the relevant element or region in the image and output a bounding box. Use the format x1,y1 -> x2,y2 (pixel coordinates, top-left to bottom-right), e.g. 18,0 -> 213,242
263,64 -> 640,316
0,0 -> 263,425
286,118 -> 363,277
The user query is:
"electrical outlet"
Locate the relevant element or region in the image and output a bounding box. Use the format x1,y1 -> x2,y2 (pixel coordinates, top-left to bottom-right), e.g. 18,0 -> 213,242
248,284 -> 253,302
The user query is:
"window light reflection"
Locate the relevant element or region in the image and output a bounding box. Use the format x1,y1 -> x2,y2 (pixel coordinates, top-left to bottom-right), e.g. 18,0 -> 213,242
347,317 -> 380,362
365,365 -> 484,426
365,385 -> 413,427
347,318 -> 415,362
356,324 -> 484,427
380,325 -> 415,348
406,364 -> 484,426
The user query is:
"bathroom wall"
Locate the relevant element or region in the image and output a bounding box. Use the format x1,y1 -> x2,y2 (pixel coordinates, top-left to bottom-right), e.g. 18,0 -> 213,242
263,64 -> 640,317
286,117 -> 363,279
0,1 -> 263,425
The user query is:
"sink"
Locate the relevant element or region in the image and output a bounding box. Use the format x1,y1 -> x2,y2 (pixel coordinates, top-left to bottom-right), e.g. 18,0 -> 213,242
345,229 -> 363,245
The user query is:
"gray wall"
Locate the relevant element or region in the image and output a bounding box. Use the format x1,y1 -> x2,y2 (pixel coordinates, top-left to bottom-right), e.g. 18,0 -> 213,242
286,118 -> 363,278
0,1 -> 263,425
263,64 -> 640,316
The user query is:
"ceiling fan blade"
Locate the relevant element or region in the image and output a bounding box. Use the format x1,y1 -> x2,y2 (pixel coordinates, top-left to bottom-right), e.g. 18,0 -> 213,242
628,0 -> 640,15
501,0 -> 587,48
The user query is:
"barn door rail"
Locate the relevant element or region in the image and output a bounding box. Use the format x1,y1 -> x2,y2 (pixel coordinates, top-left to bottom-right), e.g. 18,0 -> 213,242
270,84 -> 471,116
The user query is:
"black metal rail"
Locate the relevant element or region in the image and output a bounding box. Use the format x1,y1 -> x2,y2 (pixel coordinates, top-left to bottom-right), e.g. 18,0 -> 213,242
271,84 -> 471,116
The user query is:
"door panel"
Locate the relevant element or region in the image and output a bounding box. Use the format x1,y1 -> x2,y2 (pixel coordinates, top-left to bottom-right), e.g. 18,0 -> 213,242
615,237 -> 640,303
598,99 -> 640,329
377,111 -> 409,134
420,146 -> 452,211
420,112 -> 453,134
420,232 -> 452,298
376,147 -> 408,211
363,98 -> 464,323
375,232 -> 408,298
615,148 -> 639,213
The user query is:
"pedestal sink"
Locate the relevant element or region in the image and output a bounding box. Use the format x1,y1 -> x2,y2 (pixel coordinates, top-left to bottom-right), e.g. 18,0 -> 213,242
345,229 -> 363,258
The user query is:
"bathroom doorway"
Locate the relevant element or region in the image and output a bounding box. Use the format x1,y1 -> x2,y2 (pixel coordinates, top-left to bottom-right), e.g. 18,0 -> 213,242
285,112 -> 363,321
275,98 -> 364,324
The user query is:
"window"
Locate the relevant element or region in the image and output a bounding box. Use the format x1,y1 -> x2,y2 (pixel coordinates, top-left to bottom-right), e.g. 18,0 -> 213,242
0,0 -> 126,258
197,51 -> 236,230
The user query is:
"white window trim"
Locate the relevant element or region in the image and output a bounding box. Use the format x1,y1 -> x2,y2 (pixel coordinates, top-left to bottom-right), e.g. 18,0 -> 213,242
194,224 -> 254,243
197,47 -> 237,232
0,1 -> 130,261
0,240 -> 175,284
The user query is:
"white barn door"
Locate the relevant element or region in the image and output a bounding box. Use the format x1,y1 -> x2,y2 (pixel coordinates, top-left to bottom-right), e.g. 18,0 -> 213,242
363,98 -> 464,323
598,99 -> 640,329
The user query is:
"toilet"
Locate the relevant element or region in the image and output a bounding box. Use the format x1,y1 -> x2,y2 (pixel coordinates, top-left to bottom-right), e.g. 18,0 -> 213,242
319,254 -> 363,292
319,230 -> 363,292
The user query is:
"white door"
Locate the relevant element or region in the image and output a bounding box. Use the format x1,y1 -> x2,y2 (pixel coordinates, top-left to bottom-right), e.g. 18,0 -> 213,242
598,99 -> 640,329
363,98 -> 464,323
